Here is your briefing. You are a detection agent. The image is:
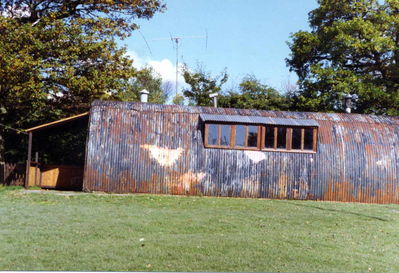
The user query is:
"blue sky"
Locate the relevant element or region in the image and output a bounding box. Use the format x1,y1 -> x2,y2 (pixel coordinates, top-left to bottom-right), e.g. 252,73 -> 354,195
123,0 -> 318,94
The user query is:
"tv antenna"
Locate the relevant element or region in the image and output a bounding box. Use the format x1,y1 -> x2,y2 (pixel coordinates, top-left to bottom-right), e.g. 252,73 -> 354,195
149,31 -> 208,97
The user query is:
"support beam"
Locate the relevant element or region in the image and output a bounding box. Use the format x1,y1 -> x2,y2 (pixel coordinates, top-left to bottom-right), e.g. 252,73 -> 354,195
34,152 -> 38,186
25,132 -> 32,188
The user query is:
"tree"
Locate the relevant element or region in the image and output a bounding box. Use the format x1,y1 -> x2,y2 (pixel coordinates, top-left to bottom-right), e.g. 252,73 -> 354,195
219,76 -> 290,111
0,0 -> 164,162
182,65 -> 228,106
116,67 -> 170,104
171,93 -> 185,105
287,0 -> 399,115
0,1 -> 164,35
0,1 -> 165,125
1,17 -> 138,125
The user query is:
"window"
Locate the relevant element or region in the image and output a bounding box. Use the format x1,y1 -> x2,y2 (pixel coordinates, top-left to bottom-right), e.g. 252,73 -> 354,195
205,123 -> 260,149
264,126 -> 274,148
205,123 -> 317,153
220,125 -> 231,146
206,124 -> 232,147
261,126 -> 317,152
207,124 -> 218,146
292,127 -> 302,150
277,127 -> 287,149
233,125 -> 260,149
247,126 -> 259,147
235,125 -> 246,147
304,128 -> 314,150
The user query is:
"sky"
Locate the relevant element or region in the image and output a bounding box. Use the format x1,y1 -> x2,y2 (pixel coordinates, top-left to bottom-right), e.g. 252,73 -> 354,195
123,0 -> 318,94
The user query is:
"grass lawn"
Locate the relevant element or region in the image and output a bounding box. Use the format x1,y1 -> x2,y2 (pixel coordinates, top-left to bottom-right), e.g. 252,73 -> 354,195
0,186 -> 399,272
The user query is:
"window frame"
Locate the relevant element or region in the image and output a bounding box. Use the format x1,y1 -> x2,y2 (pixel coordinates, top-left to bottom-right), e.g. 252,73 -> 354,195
204,123 -> 232,148
204,122 -> 318,153
204,123 -> 261,150
231,124 -> 261,150
261,126 -> 318,153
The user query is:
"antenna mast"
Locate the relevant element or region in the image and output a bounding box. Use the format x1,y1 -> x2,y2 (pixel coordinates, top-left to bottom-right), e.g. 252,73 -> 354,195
149,33 -> 207,98
171,36 -> 180,97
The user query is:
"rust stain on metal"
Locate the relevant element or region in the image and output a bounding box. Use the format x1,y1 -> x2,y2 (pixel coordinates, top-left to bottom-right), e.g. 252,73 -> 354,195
292,179 -> 309,199
241,176 -> 261,198
323,181 -> 399,204
278,175 -> 288,199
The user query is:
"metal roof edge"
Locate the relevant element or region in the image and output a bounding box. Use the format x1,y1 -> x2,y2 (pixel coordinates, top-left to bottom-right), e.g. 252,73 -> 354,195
90,100 -> 399,125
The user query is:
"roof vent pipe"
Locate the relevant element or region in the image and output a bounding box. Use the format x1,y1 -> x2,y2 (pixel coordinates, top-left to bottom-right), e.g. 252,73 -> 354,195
140,89 -> 149,103
344,94 -> 358,114
209,92 -> 218,107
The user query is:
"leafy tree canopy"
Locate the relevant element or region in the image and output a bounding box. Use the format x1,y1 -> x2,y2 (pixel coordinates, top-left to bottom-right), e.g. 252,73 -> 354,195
182,64 -> 228,106
0,0 -> 165,162
0,16 -> 136,127
0,0 -> 165,37
219,75 -> 290,111
115,66 -> 170,104
171,93 -> 185,105
0,0 -> 165,127
287,0 -> 399,115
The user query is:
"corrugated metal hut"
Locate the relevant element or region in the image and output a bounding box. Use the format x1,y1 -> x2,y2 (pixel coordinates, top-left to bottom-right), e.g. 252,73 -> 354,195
82,100 -> 399,204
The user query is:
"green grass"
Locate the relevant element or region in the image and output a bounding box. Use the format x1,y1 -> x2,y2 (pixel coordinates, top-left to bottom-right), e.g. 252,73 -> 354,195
0,185 -> 23,192
0,189 -> 399,272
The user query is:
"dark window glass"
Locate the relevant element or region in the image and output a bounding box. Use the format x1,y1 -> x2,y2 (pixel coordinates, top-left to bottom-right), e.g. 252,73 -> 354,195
247,126 -> 258,147
208,124 -> 218,145
304,128 -> 314,150
265,126 -> 274,148
292,128 -> 302,150
220,125 -> 231,146
277,127 -> 287,149
235,125 -> 246,146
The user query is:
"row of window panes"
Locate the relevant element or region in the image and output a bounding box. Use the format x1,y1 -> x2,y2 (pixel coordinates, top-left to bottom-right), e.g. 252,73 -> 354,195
264,126 -> 315,150
206,123 -> 316,152
207,124 -> 259,148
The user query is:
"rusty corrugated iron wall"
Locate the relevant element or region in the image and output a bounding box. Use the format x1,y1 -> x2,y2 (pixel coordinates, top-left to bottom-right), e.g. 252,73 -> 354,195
83,100 -> 399,204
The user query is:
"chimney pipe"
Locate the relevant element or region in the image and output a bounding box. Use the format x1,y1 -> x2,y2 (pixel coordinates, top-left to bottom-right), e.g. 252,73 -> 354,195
345,94 -> 358,113
140,89 -> 149,103
209,92 -> 218,107
345,94 -> 352,113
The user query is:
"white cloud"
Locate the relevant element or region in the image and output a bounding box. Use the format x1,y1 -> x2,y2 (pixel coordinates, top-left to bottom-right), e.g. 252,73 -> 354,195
127,51 -> 187,91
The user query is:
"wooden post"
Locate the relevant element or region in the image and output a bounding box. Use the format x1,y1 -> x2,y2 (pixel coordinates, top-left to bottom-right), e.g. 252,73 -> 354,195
34,152 -> 38,186
25,132 -> 32,189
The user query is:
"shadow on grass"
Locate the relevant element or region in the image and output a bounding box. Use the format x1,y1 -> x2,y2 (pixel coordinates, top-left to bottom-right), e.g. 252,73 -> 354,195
286,201 -> 389,222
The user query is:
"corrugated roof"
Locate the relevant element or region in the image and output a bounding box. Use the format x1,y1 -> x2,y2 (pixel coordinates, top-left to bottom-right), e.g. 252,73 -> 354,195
199,113 -> 319,127
91,100 -> 399,126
